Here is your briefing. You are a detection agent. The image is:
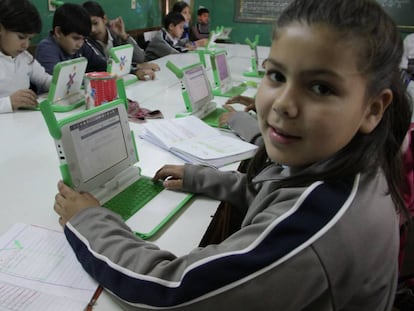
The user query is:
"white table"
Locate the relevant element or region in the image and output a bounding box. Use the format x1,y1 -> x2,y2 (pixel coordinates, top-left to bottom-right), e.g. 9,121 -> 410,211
0,43 -> 270,310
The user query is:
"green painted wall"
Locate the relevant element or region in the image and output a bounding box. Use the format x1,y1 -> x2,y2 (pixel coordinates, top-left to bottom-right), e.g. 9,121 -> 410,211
30,0 -> 162,44
192,0 -> 414,47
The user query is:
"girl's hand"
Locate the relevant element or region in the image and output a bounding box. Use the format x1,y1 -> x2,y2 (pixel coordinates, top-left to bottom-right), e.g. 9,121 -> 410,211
219,104 -> 236,127
10,89 -> 38,110
54,181 -> 99,227
152,165 -> 185,190
224,95 -> 256,112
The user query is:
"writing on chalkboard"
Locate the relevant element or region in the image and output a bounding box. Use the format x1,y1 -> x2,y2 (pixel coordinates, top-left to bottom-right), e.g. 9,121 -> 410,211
378,0 -> 410,8
235,0 -> 293,23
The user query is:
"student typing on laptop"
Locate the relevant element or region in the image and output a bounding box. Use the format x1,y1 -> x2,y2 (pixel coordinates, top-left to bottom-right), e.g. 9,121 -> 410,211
0,0 -> 51,113
82,1 -> 159,81
53,1 -> 411,309
35,3 -> 107,75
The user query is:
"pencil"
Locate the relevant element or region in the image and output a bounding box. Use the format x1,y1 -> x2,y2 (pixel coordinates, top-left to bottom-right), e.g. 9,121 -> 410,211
85,285 -> 104,311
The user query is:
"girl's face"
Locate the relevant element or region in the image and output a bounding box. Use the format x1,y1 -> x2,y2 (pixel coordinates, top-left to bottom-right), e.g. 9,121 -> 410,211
180,6 -> 191,22
0,27 -> 35,57
256,23 -> 390,167
168,21 -> 185,39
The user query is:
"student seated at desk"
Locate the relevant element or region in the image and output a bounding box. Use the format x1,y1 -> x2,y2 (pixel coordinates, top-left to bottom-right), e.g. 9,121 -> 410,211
82,1 -> 159,81
145,12 -> 192,61
35,3 -> 107,75
192,7 -> 210,41
172,1 -> 208,47
0,0 -> 51,113
53,0 -> 412,309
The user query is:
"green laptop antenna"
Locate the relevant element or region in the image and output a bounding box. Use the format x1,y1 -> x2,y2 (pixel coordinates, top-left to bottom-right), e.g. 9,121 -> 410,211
243,35 -> 264,78
166,61 -> 194,112
40,100 -> 61,140
166,61 -> 184,79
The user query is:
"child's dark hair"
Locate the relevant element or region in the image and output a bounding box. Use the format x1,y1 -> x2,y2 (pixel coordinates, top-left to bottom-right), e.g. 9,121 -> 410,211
0,0 -> 41,34
163,12 -> 185,29
197,8 -> 209,16
247,0 -> 413,217
172,1 -> 190,14
52,3 -> 91,37
82,1 -> 105,19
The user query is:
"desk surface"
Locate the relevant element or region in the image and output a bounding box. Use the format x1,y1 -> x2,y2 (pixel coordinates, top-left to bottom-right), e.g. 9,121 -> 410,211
0,43 -> 269,310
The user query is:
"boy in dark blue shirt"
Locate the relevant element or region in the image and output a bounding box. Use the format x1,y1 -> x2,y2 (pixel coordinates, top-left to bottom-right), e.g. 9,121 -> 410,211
35,3 -> 106,75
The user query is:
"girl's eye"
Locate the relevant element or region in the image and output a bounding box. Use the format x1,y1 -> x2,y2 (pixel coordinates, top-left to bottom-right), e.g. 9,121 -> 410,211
267,70 -> 286,83
311,83 -> 334,96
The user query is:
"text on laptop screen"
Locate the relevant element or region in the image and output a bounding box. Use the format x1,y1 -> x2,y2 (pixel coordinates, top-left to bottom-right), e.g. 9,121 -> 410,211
216,53 -> 230,82
69,108 -> 128,182
184,65 -> 210,111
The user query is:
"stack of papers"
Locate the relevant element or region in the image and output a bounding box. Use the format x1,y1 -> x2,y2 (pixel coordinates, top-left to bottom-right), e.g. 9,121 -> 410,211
0,223 -> 98,311
139,116 -> 258,167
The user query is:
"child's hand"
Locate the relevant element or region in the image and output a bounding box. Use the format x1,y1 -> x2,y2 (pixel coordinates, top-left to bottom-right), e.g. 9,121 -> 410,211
10,89 -> 38,110
152,165 -> 185,190
110,16 -> 128,41
195,38 -> 208,47
225,95 -> 256,112
219,104 -> 237,127
137,62 -> 160,71
54,181 -> 99,227
185,43 -> 197,51
135,68 -> 155,80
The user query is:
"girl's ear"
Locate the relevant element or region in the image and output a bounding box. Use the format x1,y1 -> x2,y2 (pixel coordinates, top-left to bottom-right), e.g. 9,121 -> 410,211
359,89 -> 393,134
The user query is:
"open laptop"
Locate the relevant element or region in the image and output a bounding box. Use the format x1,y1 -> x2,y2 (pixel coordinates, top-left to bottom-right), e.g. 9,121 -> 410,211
210,50 -> 247,97
216,27 -> 232,41
107,44 -> 138,86
39,98 -> 193,239
167,61 -> 227,128
37,57 -> 87,112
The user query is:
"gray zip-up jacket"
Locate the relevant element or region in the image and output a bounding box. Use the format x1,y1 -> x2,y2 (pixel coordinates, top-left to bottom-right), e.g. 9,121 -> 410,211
65,163 -> 398,311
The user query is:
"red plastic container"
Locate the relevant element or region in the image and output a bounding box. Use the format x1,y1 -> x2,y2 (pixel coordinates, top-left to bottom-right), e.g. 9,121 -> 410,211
84,72 -> 117,109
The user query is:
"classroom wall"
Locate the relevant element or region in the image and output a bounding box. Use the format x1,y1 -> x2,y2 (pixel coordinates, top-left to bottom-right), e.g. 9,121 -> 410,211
192,0 -> 414,47
30,0 -> 414,46
31,0 -> 163,45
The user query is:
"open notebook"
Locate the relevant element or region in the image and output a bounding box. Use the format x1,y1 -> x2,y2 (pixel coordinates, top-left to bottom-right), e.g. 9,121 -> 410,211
40,99 -> 193,239
37,57 -> 87,112
107,44 -> 138,86
167,61 -> 227,128
210,50 -> 247,97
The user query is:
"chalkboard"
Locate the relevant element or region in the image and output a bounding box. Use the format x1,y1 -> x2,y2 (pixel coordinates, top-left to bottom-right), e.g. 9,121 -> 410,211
234,0 -> 414,27
377,0 -> 414,28
234,0 -> 292,23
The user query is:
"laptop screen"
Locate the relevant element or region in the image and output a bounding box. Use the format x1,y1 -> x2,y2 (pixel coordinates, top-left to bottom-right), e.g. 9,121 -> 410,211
183,64 -> 213,112
69,108 -> 128,183
60,102 -> 136,191
216,53 -> 230,82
